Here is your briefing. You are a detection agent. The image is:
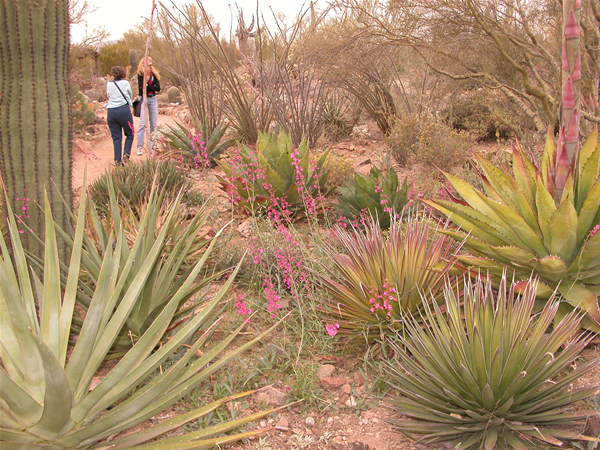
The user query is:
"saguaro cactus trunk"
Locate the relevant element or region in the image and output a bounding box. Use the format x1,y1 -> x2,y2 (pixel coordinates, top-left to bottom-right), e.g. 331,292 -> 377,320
0,0 -> 72,258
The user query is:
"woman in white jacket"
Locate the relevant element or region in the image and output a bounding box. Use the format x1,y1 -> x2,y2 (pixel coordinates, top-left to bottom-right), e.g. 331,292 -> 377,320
106,66 -> 133,165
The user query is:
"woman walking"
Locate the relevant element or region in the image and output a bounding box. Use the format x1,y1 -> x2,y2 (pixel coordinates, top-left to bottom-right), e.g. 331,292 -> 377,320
136,57 -> 161,155
106,66 -> 134,165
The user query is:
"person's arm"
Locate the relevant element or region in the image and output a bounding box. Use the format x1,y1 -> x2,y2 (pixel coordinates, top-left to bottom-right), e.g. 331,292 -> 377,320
148,76 -> 161,94
126,82 -> 133,105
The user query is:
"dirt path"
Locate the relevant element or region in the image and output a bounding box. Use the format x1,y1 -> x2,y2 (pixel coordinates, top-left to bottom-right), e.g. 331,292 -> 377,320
72,106 -> 180,192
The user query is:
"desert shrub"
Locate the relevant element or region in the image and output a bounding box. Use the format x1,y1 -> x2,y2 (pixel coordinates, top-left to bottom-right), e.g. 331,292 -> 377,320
322,94 -> 362,141
386,113 -> 420,167
322,151 -> 355,187
88,158 -> 195,215
388,114 -> 474,171
386,275 -> 600,449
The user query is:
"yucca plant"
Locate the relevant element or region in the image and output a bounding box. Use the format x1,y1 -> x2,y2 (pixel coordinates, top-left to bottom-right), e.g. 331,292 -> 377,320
0,186 -> 282,449
62,181 -> 217,358
315,214 -> 460,339
217,130 -> 333,216
335,166 -> 412,229
160,119 -> 236,168
88,159 -> 194,216
385,275 -> 600,449
425,1 -> 600,332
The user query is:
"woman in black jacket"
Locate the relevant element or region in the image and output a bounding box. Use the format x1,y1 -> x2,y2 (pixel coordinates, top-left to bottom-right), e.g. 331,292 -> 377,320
136,57 -> 161,155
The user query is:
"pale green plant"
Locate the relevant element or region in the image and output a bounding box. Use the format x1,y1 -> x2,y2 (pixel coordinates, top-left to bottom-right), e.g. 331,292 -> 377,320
0,184 -> 282,449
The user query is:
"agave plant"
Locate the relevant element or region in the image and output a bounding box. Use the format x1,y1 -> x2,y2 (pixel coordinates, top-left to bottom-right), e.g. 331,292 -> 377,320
426,128 -> 600,331
315,214 -> 460,339
425,1 -> 600,332
0,186 -> 281,449
160,119 -> 236,168
385,275 -> 600,449
62,181 -> 217,358
217,130 -> 333,215
88,158 -> 195,216
335,166 -> 412,229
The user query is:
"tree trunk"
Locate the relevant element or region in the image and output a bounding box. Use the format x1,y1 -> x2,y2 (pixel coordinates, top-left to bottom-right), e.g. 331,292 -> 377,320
0,0 -> 72,259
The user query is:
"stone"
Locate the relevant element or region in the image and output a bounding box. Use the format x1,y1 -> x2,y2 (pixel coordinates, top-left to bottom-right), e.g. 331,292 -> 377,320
254,386 -> 288,407
259,420 -> 267,428
345,396 -> 357,408
237,218 -> 253,237
340,393 -> 350,404
276,416 -> 289,429
353,371 -> 365,387
332,437 -> 346,450
305,416 -> 315,427
341,384 -> 352,395
348,443 -> 370,450
317,364 -> 335,378
320,377 -> 352,390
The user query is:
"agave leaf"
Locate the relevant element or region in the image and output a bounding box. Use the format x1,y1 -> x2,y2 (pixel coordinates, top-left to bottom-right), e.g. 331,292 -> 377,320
25,335 -> 73,441
528,256 -> 568,282
475,154 -> 519,210
577,126 -> 599,202
491,246 -> 537,266
274,149 -> 295,193
535,176 -> 558,248
481,196 -> 546,256
548,199 -> 578,264
576,178 -> 600,246
0,372 -> 42,429
557,281 -> 600,327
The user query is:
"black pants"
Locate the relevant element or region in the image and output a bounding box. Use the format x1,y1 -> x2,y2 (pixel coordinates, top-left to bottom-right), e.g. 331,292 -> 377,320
107,104 -> 134,164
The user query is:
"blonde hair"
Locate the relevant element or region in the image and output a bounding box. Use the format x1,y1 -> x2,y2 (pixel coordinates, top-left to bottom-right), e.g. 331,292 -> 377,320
137,57 -> 161,80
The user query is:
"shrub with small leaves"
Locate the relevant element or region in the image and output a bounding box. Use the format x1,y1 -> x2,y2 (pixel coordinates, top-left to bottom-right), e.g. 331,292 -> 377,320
71,83 -> 99,131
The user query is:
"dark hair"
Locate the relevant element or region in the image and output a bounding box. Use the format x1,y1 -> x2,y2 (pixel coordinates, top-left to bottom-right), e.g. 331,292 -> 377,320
111,66 -> 127,80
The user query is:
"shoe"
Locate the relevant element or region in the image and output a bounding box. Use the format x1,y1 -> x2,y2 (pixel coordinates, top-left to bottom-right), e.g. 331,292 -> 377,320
137,150 -> 143,156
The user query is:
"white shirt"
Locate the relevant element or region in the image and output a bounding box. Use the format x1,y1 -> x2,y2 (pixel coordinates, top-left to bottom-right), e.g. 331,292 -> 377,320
106,79 -> 132,108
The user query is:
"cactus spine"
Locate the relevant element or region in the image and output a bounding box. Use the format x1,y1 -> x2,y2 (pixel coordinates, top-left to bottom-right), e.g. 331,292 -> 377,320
0,0 -> 72,258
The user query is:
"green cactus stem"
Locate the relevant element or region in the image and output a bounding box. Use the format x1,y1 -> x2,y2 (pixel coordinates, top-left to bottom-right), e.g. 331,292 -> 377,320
0,0 -> 72,259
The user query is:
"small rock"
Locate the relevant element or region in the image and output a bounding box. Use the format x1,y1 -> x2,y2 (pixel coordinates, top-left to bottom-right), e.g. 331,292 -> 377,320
345,396 -> 357,408
254,386 -> 288,407
340,393 -> 350,404
353,371 -> 365,387
348,443 -> 370,450
327,417 -> 334,425
332,437 -> 346,450
355,386 -> 363,396
317,364 -> 335,378
259,420 -> 267,428
305,416 -> 315,427
292,428 -> 303,435
341,384 -> 352,395
237,218 -> 253,237
276,416 -> 289,429
320,377 -> 352,390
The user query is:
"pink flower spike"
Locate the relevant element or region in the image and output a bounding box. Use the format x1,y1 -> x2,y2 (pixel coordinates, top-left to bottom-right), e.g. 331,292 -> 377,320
572,50 -> 581,81
561,41 -> 570,72
566,109 -> 580,143
325,323 -> 340,336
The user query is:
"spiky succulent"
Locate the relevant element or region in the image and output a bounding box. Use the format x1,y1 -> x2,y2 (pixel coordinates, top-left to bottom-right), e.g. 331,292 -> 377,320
217,130 -> 333,215
335,166 -> 412,229
315,214 -> 459,339
0,185 -> 280,449
160,119 -> 235,167
425,1 -> 600,332
385,275 -> 600,449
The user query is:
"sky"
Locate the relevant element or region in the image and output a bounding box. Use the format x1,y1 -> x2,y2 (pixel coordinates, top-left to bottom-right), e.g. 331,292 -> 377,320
70,0 -> 326,44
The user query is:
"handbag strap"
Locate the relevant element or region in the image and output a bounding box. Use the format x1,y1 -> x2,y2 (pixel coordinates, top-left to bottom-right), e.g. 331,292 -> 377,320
112,80 -> 130,105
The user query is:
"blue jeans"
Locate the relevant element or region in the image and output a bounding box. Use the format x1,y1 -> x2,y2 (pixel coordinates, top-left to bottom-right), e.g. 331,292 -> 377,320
138,96 -> 158,150
107,104 -> 134,164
